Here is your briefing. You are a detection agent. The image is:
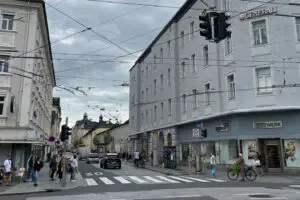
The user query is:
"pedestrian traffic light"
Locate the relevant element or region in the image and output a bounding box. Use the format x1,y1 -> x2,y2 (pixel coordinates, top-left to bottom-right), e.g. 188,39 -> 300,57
214,12 -> 231,42
201,129 -> 207,138
60,124 -> 70,142
199,13 -> 212,40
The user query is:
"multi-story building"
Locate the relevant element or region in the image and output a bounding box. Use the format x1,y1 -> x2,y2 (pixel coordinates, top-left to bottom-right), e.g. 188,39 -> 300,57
129,0 -> 300,172
48,97 -> 61,154
0,0 -> 55,168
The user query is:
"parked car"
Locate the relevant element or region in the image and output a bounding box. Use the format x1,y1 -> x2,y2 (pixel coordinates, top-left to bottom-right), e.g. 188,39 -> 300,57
86,153 -> 99,164
100,153 -> 121,169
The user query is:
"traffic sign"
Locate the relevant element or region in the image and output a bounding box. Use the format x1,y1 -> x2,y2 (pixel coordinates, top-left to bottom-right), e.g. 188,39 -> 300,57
48,136 -> 55,142
192,128 -> 200,137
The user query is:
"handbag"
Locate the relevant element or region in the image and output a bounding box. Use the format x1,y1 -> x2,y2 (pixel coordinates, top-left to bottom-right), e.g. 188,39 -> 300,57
211,167 -> 216,174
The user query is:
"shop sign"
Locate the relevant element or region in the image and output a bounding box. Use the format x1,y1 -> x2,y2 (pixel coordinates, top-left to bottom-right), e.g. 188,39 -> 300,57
192,128 -> 200,137
253,121 -> 283,129
240,7 -> 277,20
153,131 -> 159,137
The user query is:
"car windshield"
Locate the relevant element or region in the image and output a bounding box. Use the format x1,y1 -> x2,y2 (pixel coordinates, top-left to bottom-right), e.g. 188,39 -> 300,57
107,155 -> 119,159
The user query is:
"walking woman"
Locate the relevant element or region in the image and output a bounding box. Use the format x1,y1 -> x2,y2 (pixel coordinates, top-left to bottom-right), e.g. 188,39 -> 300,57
49,155 -> 57,181
32,157 -> 44,186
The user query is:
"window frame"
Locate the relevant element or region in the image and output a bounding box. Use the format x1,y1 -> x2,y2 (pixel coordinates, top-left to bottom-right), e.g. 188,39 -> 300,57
181,61 -> 185,78
180,31 -> 184,48
192,89 -> 197,109
255,66 -> 272,95
191,53 -> 196,72
160,48 -> 163,63
0,55 -> 10,73
168,99 -> 171,116
251,19 -> 268,46
167,68 -> 171,86
296,17 -> 300,42
1,13 -> 14,31
203,45 -> 209,66
154,79 -> 157,94
167,40 -> 171,55
160,74 -> 163,90
0,94 -> 7,116
204,83 -> 211,105
190,21 -> 195,39
182,94 -> 186,113
154,105 -> 157,122
224,37 -> 232,56
160,102 -> 164,119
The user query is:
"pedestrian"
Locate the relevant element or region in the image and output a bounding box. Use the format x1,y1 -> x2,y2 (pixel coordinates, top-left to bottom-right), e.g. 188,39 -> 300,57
210,152 -> 216,177
3,156 -> 12,186
235,153 -> 245,181
70,155 -> 78,181
56,158 -> 63,181
24,155 -> 34,182
254,156 -> 264,176
32,157 -> 44,186
134,151 -> 139,168
49,155 -> 57,181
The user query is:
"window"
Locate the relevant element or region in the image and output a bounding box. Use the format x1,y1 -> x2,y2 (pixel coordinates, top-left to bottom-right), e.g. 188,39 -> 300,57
168,68 -> 171,85
154,55 -> 156,68
223,0 -> 230,11
141,91 -> 144,102
252,20 -> 268,46
227,74 -> 235,100
191,54 -> 196,72
131,95 -> 135,105
161,102 -> 164,119
205,83 -> 211,105
154,105 -> 157,121
181,62 -> 185,78
225,38 -> 232,55
181,31 -> 184,47
141,113 -> 144,126
167,40 -> 171,55
160,48 -> 163,63
0,95 -> 6,115
296,17 -> 300,41
146,111 -> 148,124
2,14 -> 14,30
192,89 -> 197,109
0,55 -> 9,72
190,21 -> 194,38
168,99 -> 171,116
182,94 -> 186,113
146,88 -> 148,102
154,79 -> 157,94
203,45 -> 208,66
141,70 -> 144,80
160,74 -> 163,90
146,66 -> 149,77
256,67 -> 272,94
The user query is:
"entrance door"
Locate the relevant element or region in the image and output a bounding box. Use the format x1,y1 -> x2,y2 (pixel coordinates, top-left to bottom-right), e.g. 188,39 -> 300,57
266,144 -> 281,171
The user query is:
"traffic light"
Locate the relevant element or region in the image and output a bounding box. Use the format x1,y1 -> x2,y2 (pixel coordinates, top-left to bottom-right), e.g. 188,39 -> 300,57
201,129 -> 207,138
214,12 -> 231,42
60,124 -> 71,142
199,13 -> 212,40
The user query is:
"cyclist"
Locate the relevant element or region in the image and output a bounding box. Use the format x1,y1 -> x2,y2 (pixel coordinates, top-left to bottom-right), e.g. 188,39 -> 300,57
235,153 -> 245,182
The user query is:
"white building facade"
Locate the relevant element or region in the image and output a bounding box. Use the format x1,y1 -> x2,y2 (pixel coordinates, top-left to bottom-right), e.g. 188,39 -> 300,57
129,0 -> 300,172
0,0 -> 55,168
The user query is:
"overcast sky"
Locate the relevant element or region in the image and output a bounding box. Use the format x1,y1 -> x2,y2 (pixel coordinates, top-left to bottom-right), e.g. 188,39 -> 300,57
45,0 -> 186,126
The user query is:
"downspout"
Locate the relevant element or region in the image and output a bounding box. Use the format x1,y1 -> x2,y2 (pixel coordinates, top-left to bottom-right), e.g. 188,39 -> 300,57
17,1 -> 31,126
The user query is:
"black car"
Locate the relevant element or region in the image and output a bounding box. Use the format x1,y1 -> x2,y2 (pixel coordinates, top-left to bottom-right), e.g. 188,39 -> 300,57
100,153 -> 121,169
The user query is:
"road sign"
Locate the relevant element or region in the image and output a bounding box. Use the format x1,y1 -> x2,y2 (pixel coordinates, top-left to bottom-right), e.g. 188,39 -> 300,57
192,128 -> 200,137
48,136 -> 55,142
196,124 -> 201,128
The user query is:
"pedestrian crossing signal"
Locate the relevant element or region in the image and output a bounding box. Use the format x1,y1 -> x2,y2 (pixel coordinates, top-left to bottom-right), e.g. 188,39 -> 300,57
201,129 -> 207,138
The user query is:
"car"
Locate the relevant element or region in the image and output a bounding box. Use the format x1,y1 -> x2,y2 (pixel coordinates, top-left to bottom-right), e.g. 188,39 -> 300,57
100,153 -> 121,169
86,153 -> 99,164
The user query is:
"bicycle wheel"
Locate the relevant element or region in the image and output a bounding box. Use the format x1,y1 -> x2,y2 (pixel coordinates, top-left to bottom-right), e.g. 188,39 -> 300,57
245,169 -> 257,181
227,168 -> 239,180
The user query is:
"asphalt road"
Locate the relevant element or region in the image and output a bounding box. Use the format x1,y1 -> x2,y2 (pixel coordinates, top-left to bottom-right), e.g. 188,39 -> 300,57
1,161 -> 300,200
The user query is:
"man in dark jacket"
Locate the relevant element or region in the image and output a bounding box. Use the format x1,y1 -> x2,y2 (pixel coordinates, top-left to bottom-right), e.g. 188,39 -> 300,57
32,157 -> 43,186
49,155 -> 57,181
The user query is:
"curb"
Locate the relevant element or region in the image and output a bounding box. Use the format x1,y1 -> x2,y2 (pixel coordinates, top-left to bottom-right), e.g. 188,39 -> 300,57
133,164 -> 189,176
0,189 -> 62,196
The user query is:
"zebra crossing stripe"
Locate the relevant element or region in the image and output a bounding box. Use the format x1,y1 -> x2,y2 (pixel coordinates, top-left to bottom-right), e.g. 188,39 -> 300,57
168,176 -> 194,183
206,178 -> 226,182
100,177 -> 115,185
128,176 -> 147,183
143,176 -> 164,183
181,176 -> 210,182
156,176 -> 180,183
114,176 -> 131,184
85,178 -> 98,186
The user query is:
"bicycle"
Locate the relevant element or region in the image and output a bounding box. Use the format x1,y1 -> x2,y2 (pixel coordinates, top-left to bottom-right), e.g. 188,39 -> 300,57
227,164 -> 257,181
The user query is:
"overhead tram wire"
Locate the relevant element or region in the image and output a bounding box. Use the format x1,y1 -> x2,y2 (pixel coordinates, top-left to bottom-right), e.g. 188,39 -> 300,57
45,2 -> 134,56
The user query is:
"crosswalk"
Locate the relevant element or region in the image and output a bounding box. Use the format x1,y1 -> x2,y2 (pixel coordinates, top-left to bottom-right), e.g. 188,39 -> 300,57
84,175 -> 226,186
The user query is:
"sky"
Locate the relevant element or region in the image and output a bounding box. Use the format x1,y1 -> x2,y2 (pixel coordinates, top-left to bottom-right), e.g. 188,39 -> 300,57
46,0 -> 186,126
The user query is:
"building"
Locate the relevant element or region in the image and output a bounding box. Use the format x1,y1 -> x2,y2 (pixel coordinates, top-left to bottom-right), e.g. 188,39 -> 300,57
0,0 -> 55,167
49,97 -> 61,154
72,113 -> 114,150
129,0 -> 300,172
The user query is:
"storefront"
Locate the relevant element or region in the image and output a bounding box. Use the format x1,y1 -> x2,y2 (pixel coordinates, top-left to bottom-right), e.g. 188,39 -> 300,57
178,110 -> 300,172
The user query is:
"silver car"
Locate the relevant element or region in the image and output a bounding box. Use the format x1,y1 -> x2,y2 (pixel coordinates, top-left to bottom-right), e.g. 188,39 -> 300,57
86,153 -> 99,164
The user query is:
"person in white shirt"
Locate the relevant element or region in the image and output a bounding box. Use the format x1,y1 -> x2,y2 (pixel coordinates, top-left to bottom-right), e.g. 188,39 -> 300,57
3,156 -> 12,186
70,155 -> 78,181
210,152 -> 216,177
134,151 -> 139,167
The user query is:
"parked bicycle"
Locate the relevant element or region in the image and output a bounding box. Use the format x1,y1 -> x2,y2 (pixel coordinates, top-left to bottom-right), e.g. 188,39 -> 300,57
227,164 -> 257,181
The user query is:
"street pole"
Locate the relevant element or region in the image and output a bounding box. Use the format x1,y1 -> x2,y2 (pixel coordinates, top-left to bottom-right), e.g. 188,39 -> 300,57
62,117 -> 69,187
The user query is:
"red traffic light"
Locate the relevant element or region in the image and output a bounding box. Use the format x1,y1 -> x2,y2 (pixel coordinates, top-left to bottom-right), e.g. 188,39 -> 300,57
48,136 -> 56,142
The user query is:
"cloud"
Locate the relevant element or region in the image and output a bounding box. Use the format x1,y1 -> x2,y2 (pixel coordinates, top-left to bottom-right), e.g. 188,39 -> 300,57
47,0 -> 186,126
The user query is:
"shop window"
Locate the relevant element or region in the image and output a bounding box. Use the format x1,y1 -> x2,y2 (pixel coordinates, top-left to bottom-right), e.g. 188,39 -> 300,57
283,139 -> 300,168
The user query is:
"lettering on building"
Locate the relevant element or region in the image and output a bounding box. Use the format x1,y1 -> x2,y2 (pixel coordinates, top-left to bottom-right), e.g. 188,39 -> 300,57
253,121 -> 283,129
240,7 -> 277,20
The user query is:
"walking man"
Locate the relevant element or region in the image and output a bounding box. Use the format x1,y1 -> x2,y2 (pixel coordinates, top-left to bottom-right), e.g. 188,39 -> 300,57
70,155 -> 78,181
3,156 -> 12,186
49,155 -> 57,181
32,157 -> 44,186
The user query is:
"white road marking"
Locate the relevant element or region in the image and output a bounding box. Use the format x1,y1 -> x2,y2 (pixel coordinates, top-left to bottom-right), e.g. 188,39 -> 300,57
143,176 -> 164,183
168,176 -> 194,183
85,178 -> 98,186
86,173 -> 93,176
249,197 -> 287,200
114,176 -> 131,184
163,195 -> 202,198
156,176 -> 180,183
236,193 -> 269,196
290,185 -> 300,188
181,176 -> 210,182
128,176 -> 147,183
205,178 -> 226,182
94,172 -> 103,176
100,177 -> 115,185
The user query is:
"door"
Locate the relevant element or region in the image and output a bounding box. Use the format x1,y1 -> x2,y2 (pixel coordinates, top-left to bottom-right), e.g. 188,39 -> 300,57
266,145 -> 281,171
163,146 -> 176,169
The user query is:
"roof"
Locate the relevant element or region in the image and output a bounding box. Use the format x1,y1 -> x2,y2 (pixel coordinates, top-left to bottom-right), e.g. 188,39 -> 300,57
94,120 -> 129,137
18,0 -> 56,86
129,0 -> 198,71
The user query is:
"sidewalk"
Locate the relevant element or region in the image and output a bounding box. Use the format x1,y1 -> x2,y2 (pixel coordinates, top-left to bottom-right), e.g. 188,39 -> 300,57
0,163 -> 85,196
143,164 -> 300,184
